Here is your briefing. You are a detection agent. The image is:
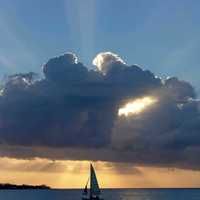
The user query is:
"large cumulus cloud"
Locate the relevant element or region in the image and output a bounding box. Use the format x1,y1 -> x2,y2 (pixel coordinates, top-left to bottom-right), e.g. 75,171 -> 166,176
0,52 -> 199,170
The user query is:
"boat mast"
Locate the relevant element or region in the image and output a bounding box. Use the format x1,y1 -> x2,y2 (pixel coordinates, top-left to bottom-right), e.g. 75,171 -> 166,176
90,164 -> 92,199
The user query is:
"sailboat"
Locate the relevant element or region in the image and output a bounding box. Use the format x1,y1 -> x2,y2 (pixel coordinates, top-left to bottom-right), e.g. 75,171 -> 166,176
82,164 -> 103,200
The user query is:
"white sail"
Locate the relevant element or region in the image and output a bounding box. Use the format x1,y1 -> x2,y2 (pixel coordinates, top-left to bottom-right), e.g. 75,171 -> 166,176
90,164 -> 101,196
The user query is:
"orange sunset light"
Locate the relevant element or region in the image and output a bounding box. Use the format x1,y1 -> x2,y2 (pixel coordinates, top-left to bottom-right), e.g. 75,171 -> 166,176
0,158 -> 200,188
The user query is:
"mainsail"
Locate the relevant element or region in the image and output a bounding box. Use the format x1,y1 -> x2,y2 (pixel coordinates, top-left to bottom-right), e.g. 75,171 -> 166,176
90,164 -> 101,197
82,164 -> 102,200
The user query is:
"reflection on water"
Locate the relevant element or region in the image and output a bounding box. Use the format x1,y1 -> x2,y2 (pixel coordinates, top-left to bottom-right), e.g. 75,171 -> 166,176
0,189 -> 200,200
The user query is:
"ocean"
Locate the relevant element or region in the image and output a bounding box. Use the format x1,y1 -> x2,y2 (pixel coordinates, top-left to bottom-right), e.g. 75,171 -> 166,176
0,189 -> 200,200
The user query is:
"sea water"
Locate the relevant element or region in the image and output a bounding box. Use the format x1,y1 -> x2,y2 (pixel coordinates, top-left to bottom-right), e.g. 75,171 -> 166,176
0,189 -> 200,200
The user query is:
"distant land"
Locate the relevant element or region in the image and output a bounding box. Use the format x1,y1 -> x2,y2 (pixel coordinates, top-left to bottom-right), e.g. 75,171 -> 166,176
0,183 -> 50,190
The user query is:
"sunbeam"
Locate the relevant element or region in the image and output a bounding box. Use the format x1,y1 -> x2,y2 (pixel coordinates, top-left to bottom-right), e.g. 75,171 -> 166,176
65,0 -> 96,65
118,96 -> 158,117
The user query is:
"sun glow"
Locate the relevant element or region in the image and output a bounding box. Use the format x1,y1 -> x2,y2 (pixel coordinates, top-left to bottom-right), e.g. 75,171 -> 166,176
118,97 -> 157,117
92,52 -> 125,74
0,157 -> 200,188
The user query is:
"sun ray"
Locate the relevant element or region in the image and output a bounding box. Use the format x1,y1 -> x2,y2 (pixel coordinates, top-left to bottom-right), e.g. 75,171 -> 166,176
118,96 -> 157,117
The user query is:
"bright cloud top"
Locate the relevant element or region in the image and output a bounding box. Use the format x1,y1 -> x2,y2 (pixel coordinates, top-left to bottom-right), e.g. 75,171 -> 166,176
118,97 -> 158,117
92,52 -> 126,74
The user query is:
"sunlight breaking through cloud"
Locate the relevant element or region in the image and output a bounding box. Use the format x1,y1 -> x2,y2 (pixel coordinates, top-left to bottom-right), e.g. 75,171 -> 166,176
118,97 -> 158,117
93,52 -> 126,74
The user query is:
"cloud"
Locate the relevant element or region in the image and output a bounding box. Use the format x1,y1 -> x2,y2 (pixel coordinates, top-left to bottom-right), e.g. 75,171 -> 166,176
0,52 -> 200,170
42,53 -> 86,83
0,157 -> 67,173
92,52 -> 126,74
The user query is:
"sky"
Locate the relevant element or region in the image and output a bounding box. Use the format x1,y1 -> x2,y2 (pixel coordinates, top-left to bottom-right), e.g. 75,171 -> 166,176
0,0 -> 200,188
0,0 -> 200,92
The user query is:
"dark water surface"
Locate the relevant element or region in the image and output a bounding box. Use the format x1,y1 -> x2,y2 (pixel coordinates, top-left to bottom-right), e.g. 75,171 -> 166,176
0,189 -> 200,200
